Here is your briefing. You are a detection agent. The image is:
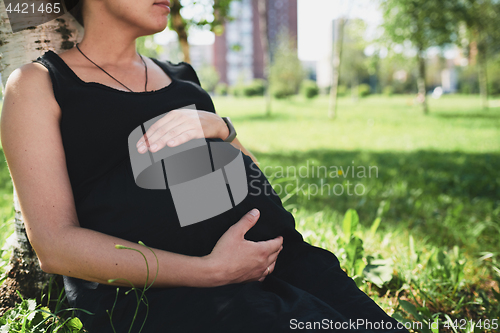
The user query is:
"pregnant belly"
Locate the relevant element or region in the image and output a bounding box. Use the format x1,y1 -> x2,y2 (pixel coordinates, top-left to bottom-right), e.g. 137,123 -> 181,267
75,152 -> 303,257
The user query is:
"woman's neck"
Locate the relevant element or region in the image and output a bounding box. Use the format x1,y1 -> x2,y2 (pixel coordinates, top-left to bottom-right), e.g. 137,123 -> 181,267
75,9 -> 147,66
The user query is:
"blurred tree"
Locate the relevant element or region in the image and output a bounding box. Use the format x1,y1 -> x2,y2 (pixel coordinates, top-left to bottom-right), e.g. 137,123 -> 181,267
458,0 -> 500,109
269,31 -> 305,100
328,17 -> 346,119
257,0 -> 272,116
198,64 -> 220,93
136,35 -> 165,59
169,0 -> 190,62
340,19 -> 370,101
168,0 -> 239,63
380,0 -> 459,114
300,80 -> 320,99
367,50 -> 381,94
377,47 -> 419,95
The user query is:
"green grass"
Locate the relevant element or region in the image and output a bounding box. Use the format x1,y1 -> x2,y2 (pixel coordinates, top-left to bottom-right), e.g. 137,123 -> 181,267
1,94 -> 499,332
214,95 -> 500,250
0,96 -> 14,280
213,94 -> 500,331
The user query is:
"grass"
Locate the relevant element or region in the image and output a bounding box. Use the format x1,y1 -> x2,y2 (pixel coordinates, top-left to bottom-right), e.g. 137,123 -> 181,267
214,94 -> 500,331
0,96 -> 13,282
1,94 -> 499,332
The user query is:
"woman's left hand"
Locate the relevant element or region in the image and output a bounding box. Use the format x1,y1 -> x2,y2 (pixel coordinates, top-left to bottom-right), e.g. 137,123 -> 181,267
136,109 -> 229,154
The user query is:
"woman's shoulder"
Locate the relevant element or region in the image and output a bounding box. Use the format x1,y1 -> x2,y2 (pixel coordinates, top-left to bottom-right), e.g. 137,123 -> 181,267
5,61 -> 52,96
149,57 -> 202,87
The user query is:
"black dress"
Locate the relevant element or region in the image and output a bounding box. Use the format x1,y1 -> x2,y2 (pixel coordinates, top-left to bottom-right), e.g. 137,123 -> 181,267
33,50 -> 408,333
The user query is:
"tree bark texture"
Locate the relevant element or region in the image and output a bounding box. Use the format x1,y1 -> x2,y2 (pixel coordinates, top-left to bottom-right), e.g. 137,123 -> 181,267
0,3 -> 83,314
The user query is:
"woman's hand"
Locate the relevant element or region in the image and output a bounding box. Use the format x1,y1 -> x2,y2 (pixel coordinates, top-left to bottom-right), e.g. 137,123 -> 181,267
136,109 -> 229,153
204,209 -> 284,286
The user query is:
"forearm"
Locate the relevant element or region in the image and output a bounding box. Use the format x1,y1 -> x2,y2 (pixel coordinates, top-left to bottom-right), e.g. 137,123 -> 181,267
39,225 -> 219,289
230,138 -> 259,166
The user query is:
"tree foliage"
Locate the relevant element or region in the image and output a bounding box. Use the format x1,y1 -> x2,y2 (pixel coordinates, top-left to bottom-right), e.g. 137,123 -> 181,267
381,0 -> 459,49
268,32 -> 305,99
168,0 -> 240,62
457,0 -> 500,108
340,19 -> 370,92
380,0 -> 460,113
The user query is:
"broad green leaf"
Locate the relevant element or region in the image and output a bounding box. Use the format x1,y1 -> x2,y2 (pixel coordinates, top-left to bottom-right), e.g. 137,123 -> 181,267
26,299 -> 36,312
370,217 -> 381,234
354,258 -> 366,277
430,317 -> 439,333
363,259 -> 394,288
392,312 -> 412,327
399,299 -> 423,322
342,209 -> 359,243
66,317 -> 83,331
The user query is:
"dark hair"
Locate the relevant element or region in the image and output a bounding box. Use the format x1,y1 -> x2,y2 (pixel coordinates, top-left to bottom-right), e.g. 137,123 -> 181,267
64,0 -> 85,27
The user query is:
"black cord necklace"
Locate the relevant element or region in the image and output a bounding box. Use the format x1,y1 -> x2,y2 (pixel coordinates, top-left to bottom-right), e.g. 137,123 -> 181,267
75,43 -> 148,92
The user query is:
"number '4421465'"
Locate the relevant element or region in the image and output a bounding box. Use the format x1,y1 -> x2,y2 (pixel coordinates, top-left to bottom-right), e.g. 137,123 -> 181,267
443,319 -> 498,330
5,2 -> 61,14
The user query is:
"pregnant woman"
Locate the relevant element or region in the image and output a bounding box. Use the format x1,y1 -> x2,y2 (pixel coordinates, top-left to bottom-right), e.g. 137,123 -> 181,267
0,0 -> 408,332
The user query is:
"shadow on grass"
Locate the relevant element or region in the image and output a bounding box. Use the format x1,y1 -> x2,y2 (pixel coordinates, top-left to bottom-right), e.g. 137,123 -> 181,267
254,149 -> 500,251
230,112 -> 293,122
1,146 -> 498,251
432,111 -> 500,119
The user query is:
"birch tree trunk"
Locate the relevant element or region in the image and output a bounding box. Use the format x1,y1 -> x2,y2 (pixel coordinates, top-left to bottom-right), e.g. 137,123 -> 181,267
170,0 -> 190,63
416,48 -> 428,115
328,17 -> 345,119
477,42 -> 489,110
257,0 -> 271,116
0,2 -> 83,314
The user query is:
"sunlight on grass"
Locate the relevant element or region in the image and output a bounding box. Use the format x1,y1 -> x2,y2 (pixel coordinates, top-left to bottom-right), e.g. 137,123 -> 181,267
215,95 -> 500,153
213,94 -> 500,328
1,94 -> 499,331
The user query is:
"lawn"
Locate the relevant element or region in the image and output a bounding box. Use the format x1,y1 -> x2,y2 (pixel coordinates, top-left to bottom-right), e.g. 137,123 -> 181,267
1,95 -> 499,332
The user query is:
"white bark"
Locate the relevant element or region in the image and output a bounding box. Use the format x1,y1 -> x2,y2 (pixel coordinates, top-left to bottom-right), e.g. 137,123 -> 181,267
0,1 -> 84,87
0,1 -> 83,304
328,17 -> 346,119
257,0 -> 271,116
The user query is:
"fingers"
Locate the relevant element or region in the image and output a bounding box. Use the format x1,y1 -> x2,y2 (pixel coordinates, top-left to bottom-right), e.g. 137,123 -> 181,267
231,209 -> 260,237
137,112 -> 178,152
136,109 -> 204,153
268,245 -> 283,263
267,260 -> 277,274
257,235 -> 283,254
148,123 -> 199,152
258,259 -> 278,282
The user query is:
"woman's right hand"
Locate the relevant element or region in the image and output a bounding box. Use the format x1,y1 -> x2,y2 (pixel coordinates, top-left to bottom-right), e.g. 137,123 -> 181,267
205,209 -> 283,286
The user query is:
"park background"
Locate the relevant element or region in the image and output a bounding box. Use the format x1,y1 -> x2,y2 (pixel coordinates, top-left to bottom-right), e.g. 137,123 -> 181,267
0,0 -> 499,332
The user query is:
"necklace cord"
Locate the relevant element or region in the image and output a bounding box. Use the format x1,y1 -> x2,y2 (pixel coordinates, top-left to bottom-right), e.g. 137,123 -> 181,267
75,43 -> 148,92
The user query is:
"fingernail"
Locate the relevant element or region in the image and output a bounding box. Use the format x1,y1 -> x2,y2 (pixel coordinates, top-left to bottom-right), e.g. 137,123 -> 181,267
249,209 -> 259,216
138,145 -> 146,153
150,144 -> 157,151
137,141 -> 144,147
167,140 -> 175,146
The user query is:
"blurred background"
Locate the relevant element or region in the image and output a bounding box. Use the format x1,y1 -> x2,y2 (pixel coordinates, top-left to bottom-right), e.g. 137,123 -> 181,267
1,0 -> 500,331
136,0 -> 500,329
136,0 -> 500,112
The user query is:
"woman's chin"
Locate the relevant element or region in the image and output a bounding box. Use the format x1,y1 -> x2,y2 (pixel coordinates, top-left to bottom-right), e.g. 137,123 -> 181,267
141,21 -> 168,36
151,18 -> 169,34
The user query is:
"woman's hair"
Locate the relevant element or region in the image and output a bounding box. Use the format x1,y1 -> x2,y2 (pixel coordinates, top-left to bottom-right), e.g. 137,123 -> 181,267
64,0 -> 85,27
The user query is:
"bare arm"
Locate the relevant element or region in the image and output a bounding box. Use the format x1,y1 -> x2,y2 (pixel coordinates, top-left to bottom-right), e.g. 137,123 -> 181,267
0,62 -> 280,289
231,137 -> 259,167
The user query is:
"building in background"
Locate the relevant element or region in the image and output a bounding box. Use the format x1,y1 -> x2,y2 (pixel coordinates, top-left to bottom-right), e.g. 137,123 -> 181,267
156,37 -> 214,72
301,60 -> 317,81
316,19 -> 340,90
213,0 -> 298,86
